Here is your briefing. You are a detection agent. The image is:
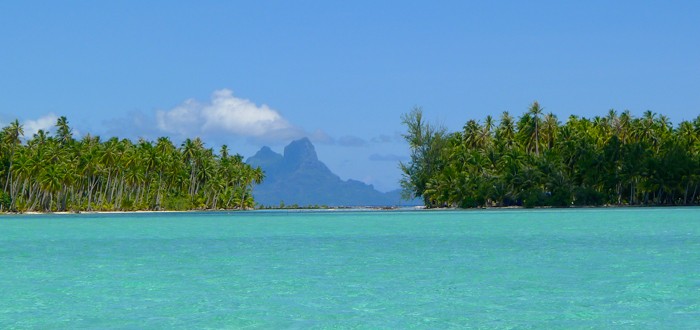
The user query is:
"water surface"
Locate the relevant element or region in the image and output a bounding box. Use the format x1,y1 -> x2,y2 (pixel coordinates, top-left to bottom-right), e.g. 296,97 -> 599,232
1,208 -> 699,328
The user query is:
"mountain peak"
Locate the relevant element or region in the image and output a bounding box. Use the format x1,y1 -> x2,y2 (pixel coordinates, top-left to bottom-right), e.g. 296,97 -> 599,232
253,146 -> 277,158
247,137 -> 414,207
284,137 -> 318,165
247,146 -> 283,169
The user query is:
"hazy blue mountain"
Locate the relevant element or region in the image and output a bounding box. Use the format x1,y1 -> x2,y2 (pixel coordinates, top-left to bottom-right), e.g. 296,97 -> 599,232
247,138 -> 419,207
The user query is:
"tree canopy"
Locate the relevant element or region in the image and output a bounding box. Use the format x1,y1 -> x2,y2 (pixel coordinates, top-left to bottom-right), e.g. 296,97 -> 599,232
401,103 -> 700,208
0,116 -> 263,212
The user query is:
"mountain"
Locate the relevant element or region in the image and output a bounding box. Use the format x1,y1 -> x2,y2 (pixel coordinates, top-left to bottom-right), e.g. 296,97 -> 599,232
247,138 -> 418,207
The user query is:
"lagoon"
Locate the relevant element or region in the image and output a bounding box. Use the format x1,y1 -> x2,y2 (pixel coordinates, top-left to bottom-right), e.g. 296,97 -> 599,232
1,208 -> 700,328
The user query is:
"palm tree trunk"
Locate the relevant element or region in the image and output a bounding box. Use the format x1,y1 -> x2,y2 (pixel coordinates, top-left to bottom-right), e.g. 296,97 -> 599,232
101,171 -> 111,205
156,172 -> 163,210
87,176 -> 95,211
534,123 -> 539,156
29,183 -> 41,211
4,147 -> 15,193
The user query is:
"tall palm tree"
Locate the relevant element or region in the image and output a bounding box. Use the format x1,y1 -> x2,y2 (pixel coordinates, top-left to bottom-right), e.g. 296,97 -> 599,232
528,101 -> 544,156
3,120 -> 24,194
495,111 -> 515,150
541,113 -> 559,152
56,116 -> 73,145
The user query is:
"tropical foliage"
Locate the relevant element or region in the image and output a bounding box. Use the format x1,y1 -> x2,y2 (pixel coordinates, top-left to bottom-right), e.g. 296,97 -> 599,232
401,103 -> 700,208
0,116 -> 263,212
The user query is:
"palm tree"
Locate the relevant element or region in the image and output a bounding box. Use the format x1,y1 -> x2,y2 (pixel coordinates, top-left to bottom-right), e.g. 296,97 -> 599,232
56,116 -> 73,145
495,111 -> 515,150
219,145 -> 230,160
541,113 -> 559,152
0,116 -> 265,212
528,101 -> 544,156
462,120 -> 482,149
400,103 -> 700,208
3,120 -> 24,192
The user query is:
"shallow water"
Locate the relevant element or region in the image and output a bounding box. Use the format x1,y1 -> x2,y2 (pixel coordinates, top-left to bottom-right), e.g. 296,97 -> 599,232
1,208 -> 699,328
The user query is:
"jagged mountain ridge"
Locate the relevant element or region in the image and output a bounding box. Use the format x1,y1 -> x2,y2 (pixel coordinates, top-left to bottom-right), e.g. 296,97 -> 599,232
247,138 -> 410,207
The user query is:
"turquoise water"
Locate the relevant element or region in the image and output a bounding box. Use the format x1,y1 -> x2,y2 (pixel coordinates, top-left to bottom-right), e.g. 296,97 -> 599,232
1,208 -> 699,328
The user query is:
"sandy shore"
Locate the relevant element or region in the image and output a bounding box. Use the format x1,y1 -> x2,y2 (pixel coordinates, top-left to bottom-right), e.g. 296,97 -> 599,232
6,204 -> 666,215
13,210 -> 200,215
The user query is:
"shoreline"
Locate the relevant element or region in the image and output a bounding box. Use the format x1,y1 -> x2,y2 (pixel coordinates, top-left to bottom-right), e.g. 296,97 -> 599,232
6,209 -> 243,215
4,204 -> 699,216
17,210 -> 196,215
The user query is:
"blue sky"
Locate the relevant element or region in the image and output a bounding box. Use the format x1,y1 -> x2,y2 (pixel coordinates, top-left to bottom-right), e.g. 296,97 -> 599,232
1,1 -> 698,192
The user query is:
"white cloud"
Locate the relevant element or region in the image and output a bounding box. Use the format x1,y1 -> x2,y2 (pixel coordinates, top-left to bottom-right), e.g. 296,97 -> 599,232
308,129 -> 334,144
23,113 -> 58,138
156,99 -> 203,135
156,89 -> 298,140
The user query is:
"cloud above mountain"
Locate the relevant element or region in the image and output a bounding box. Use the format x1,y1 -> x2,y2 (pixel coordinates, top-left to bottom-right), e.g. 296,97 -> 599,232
156,89 -> 301,141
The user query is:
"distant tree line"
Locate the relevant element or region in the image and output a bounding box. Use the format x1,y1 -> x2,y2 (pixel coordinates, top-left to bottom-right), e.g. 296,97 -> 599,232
0,116 -> 263,212
400,102 -> 700,208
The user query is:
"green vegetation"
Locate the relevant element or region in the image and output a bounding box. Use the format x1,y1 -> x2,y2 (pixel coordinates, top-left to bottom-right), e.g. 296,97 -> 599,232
401,103 -> 700,208
0,116 -> 263,212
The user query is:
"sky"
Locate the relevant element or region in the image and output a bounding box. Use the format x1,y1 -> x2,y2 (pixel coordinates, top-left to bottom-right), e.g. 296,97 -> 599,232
1,1 -> 698,192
